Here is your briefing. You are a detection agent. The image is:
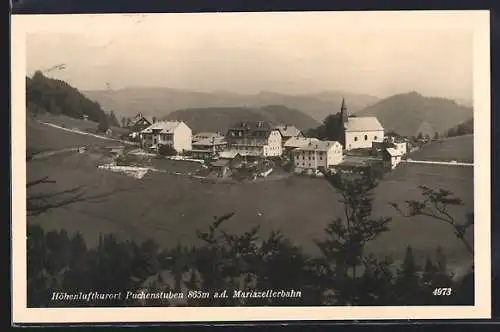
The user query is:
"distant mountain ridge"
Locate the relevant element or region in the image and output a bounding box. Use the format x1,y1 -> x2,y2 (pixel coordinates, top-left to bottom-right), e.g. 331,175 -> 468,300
82,87 -> 381,122
163,105 -> 320,133
354,91 -> 473,137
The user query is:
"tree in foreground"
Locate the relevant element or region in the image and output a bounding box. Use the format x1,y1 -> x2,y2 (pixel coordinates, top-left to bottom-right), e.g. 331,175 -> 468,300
315,170 -> 392,304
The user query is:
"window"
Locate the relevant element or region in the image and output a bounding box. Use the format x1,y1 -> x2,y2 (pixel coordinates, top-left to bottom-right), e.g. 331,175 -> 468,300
354,137 -> 358,141
374,136 -> 378,140
364,135 -> 368,141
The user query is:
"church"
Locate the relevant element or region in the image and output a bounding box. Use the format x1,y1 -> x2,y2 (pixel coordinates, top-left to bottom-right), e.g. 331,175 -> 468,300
338,98 -> 384,151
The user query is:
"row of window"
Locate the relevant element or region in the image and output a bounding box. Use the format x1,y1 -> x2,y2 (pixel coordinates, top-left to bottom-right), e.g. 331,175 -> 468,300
296,156 -> 324,161
353,135 -> 378,142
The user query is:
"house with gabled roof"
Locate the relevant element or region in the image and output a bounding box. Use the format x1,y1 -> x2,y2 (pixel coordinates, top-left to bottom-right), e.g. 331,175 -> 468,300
382,147 -> 403,170
274,124 -> 303,143
128,113 -> 157,139
140,121 -> 192,153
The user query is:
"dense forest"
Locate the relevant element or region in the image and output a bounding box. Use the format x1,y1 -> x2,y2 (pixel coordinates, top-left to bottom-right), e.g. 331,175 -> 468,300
26,71 -> 120,130
446,118 -> 474,138
27,162 -> 474,307
354,92 -> 473,137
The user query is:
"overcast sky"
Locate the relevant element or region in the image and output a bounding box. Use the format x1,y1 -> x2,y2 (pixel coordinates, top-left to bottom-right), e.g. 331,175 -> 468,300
25,12 -> 474,100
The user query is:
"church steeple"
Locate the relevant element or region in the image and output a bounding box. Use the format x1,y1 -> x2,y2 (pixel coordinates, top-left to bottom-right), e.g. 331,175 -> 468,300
340,97 -> 349,123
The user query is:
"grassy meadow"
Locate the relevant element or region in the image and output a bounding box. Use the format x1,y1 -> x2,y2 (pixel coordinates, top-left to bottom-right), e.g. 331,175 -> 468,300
408,135 -> 474,163
25,119 -> 475,274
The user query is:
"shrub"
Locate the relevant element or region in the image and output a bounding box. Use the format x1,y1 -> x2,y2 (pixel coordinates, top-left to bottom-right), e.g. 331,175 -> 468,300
158,144 -> 177,156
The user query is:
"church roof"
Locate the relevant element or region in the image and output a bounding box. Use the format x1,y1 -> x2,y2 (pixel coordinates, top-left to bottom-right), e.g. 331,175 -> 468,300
345,116 -> 384,132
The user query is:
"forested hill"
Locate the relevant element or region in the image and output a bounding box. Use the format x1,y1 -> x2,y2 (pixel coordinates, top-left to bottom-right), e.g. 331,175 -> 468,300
163,105 -> 320,133
355,91 -> 473,137
26,71 -> 119,127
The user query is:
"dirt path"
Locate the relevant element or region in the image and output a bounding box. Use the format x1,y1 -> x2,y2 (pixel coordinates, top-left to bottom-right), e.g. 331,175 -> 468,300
37,121 -> 137,146
29,147 -> 79,160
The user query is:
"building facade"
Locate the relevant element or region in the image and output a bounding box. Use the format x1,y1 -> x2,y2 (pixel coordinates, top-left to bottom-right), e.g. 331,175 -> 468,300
225,121 -> 282,157
140,121 -> 192,153
292,140 -> 343,173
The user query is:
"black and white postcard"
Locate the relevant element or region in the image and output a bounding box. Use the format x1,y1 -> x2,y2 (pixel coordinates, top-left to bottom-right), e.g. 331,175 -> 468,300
11,10 -> 491,324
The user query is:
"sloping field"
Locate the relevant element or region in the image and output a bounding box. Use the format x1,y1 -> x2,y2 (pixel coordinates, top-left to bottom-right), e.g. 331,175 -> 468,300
408,135 -> 473,163
26,161 -> 473,268
26,116 -> 124,152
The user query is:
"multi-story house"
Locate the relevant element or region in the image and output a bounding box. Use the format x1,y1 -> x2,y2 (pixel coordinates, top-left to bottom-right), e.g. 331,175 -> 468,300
140,121 -> 192,153
292,140 -> 343,173
225,121 -> 282,157
283,137 -> 320,158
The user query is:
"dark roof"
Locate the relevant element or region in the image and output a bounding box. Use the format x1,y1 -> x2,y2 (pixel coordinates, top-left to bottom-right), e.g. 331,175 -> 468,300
229,121 -> 275,130
226,121 -> 277,138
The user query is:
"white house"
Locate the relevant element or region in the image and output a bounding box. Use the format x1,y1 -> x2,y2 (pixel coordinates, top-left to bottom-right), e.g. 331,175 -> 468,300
140,121 -> 192,153
225,121 -> 283,157
292,140 -> 343,173
393,141 -> 407,156
383,147 -> 403,170
338,99 -> 384,150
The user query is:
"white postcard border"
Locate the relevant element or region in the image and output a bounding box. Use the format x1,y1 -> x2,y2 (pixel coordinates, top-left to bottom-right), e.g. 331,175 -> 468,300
11,11 -> 491,323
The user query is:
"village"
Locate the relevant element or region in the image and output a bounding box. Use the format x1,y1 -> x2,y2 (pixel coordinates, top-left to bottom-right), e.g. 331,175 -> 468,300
91,99 -> 415,181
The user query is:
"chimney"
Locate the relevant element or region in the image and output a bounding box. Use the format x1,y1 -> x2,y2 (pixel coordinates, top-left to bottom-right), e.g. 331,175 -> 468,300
284,124 -> 288,130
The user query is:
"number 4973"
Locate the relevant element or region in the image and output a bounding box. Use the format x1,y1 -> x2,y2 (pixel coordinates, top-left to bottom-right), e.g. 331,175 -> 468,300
433,287 -> 452,296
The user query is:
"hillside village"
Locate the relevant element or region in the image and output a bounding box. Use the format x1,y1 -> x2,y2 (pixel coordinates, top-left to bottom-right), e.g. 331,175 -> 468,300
26,72 -> 469,183
114,98 -> 413,181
